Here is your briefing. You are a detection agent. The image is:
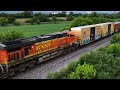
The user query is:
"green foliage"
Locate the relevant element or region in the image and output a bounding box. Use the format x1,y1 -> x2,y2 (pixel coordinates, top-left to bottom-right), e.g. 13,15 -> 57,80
52,16 -> 57,21
65,16 -> 113,29
61,26 -> 71,31
66,15 -> 74,21
47,71 -> 61,79
67,61 -> 79,72
0,31 -> 23,42
79,51 -> 114,79
68,64 -> 96,79
110,33 -> 120,44
13,21 -> 20,26
0,17 -> 8,26
36,19 -> 41,24
7,17 -> 15,24
69,16 -> 93,28
47,63 -> 96,79
106,43 -> 120,57
25,19 -> 31,23
47,68 -> 69,79
31,14 -> 50,24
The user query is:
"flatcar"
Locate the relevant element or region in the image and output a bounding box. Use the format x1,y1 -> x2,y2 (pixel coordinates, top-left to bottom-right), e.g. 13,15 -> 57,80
0,22 -> 120,79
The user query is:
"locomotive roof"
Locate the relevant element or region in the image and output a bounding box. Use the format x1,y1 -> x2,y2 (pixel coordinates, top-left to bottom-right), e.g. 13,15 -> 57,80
0,30 -> 68,50
71,22 -> 113,30
0,35 -> 53,50
0,37 -> 37,50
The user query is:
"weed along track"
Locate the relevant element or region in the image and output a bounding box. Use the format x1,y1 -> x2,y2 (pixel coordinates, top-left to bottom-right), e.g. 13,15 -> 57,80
8,36 -> 111,79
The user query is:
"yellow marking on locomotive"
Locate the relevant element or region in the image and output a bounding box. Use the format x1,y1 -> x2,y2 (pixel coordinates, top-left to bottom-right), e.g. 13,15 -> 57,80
35,40 -> 51,53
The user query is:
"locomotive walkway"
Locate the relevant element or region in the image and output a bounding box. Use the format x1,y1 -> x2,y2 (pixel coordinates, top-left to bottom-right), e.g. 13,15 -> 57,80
8,36 -> 111,79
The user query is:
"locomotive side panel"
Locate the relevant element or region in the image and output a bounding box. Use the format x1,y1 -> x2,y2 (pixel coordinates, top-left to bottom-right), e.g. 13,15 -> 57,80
59,37 -> 67,48
35,40 -> 52,55
0,50 -> 7,64
67,31 -> 78,46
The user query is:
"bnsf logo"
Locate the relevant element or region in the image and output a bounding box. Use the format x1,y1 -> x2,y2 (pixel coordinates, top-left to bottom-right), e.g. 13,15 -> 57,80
35,42 -> 51,51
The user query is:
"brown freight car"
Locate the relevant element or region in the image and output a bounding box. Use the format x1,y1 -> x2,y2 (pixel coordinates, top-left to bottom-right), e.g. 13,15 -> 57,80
113,22 -> 120,33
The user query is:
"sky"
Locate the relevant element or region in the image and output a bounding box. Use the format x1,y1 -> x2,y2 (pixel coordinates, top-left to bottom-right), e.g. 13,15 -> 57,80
0,11 -> 119,14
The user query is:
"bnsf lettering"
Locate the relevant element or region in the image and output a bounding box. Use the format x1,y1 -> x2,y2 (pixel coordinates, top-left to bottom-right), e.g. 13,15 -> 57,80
36,42 -> 51,52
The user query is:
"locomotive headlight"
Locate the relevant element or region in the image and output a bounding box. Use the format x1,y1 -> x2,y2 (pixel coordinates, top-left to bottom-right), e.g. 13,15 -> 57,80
32,46 -> 34,48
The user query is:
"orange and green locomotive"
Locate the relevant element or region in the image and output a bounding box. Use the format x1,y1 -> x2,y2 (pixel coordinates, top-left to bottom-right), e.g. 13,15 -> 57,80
0,31 -> 78,78
0,22 -> 120,79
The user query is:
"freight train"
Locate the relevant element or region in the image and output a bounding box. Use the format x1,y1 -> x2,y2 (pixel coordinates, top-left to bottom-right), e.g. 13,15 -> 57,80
0,22 -> 120,79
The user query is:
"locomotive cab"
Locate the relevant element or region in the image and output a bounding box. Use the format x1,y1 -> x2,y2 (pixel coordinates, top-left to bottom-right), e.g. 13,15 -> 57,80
67,31 -> 78,46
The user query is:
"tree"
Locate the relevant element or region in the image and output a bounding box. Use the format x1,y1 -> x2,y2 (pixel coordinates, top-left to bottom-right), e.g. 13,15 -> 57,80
7,16 -> 15,24
110,33 -> 120,44
69,16 -> 94,28
0,17 -> 8,26
31,13 -> 50,24
68,64 -> 96,79
23,11 -> 33,18
69,12 -> 74,15
66,15 -> 74,21
13,21 -> 20,26
52,16 -> 57,21
0,31 -> 23,42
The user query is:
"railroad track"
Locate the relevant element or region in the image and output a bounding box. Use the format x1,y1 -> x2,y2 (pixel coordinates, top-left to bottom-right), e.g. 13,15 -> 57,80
8,36 -> 111,79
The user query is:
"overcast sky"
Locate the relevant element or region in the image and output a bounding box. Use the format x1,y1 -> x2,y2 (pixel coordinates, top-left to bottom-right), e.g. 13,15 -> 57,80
0,11 -> 119,14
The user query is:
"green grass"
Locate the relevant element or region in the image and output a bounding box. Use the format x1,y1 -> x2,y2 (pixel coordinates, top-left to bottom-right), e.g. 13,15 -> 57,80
16,18 -> 31,23
0,21 -> 70,38
112,18 -> 120,22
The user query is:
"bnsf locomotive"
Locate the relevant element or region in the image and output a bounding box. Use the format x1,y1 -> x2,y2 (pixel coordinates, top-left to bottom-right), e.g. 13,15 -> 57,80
0,22 -> 120,79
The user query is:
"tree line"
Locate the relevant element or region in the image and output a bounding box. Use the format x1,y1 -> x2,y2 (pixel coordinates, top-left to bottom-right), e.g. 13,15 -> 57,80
0,11 -> 120,26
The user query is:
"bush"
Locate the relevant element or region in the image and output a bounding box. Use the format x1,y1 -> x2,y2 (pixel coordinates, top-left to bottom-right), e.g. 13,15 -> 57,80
69,16 -> 94,28
25,19 -> 31,23
0,17 -> 8,26
106,43 -> 120,57
47,68 -> 69,79
36,19 -> 41,24
67,61 -> 79,72
66,15 -> 74,21
61,26 -> 71,31
52,16 -> 57,21
31,14 -> 50,24
0,31 -> 23,42
68,64 -> 96,79
13,21 -> 20,26
110,33 -> 120,44
47,71 -> 61,79
7,17 -> 15,24
79,51 -> 115,79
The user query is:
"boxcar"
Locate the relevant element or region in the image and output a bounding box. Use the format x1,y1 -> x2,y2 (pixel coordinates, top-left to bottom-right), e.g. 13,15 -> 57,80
71,24 -> 102,45
113,22 -> 120,33
96,22 -> 114,37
